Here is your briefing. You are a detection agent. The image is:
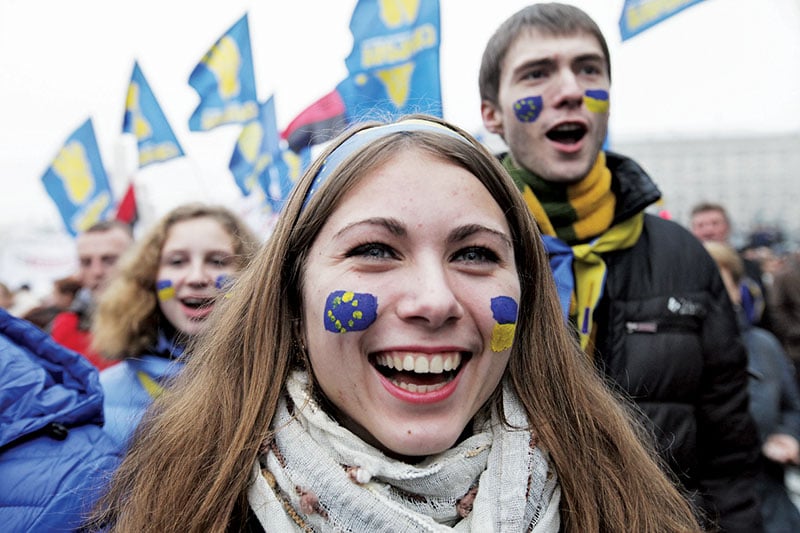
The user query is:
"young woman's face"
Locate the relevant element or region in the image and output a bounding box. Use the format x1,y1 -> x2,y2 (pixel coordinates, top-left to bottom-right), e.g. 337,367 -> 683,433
156,217 -> 237,337
302,148 -> 520,459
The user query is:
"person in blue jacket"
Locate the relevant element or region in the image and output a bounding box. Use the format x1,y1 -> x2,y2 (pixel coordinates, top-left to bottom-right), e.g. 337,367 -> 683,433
0,307 -> 120,531
90,203 -> 259,449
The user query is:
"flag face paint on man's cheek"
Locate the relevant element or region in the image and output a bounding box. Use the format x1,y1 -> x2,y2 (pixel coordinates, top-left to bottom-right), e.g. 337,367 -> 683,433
513,95 -> 543,123
324,290 -> 378,333
156,279 -> 175,301
490,296 -> 518,352
583,89 -> 609,113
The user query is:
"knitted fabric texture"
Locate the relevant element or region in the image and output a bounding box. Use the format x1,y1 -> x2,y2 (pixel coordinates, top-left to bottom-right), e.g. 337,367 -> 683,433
503,153 -> 643,350
503,152 -> 615,243
247,371 -> 560,532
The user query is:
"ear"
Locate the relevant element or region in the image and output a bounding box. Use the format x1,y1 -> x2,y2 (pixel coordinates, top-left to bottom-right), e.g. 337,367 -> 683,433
481,100 -> 504,137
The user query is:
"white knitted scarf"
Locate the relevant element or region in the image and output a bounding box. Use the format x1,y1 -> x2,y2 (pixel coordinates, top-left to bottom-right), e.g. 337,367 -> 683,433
247,371 -> 561,532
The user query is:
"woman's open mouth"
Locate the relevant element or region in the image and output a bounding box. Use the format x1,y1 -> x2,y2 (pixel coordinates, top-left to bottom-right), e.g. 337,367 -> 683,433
371,351 -> 469,394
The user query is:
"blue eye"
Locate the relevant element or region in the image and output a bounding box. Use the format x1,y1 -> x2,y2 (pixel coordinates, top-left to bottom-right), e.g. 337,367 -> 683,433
453,246 -> 499,264
347,242 -> 397,260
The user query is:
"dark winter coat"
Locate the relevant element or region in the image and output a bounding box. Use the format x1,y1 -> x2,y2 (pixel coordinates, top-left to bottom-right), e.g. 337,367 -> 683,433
576,153 -> 763,532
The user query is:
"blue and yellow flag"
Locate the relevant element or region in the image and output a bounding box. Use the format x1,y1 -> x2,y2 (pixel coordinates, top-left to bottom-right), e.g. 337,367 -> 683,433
41,119 -> 115,236
123,61 -> 185,168
338,0 -> 443,122
188,13 -> 258,131
229,96 -> 281,196
259,146 -> 312,214
619,0 -> 706,41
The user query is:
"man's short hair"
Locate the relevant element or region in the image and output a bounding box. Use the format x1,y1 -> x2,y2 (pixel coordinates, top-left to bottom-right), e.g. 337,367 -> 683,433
479,3 -> 611,106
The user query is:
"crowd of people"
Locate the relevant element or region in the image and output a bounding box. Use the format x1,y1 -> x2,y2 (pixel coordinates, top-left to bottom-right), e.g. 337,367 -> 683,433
1,3 -> 800,531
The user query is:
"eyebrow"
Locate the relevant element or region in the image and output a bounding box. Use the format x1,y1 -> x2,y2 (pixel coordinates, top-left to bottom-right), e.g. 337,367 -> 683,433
333,217 -> 406,239
512,52 -> 605,76
448,224 -> 512,249
334,218 -> 512,249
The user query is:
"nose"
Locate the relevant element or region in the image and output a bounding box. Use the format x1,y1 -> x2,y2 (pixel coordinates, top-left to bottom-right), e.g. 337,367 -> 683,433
552,68 -> 584,110
185,259 -> 212,287
395,258 -> 464,328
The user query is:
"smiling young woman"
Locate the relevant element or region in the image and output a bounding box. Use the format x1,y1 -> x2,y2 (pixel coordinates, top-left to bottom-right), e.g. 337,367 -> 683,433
86,116 -> 702,532
89,203 -> 259,448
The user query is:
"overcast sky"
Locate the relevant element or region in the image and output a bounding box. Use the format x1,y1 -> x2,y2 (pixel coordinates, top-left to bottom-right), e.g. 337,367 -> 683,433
1,0 -> 799,234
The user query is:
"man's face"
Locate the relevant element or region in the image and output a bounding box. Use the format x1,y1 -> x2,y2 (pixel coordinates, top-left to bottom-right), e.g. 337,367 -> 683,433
691,210 -> 730,243
76,227 -> 133,296
481,28 -> 610,184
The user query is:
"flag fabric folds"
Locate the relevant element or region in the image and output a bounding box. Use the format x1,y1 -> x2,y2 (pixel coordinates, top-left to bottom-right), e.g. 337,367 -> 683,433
115,182 -> 138,225
229,96 -> 282,196
281,89 -> 347,154
230,96 -> 311,212
123,61 -> 185,168
282,0 -> 443,153
340,0 -> 443,121
41,119 -> 116,236
188,13 -> 259,131
619,0 -> 706,41
261,147 -> 312,213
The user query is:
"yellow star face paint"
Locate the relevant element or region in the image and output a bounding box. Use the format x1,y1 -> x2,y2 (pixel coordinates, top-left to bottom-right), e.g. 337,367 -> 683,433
324,290 -> 378,333
513,95 -> 543,123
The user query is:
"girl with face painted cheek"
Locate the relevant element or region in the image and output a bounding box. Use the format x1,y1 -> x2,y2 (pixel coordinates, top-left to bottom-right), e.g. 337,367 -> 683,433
89,203 -> 259,450
88,117 -> 702,533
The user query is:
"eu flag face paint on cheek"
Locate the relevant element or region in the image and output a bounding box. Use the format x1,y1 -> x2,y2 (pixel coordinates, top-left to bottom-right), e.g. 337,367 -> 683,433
156,279 -> 175,301
513,95 -> 543,123
583,89 -> 609,113
490,296 -> 518,352
324,290 -> 378,333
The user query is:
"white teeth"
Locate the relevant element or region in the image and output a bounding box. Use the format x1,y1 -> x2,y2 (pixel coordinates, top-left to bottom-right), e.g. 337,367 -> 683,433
430,355 -> 443,374
390,379 -> 449,393
375,352 -> 462,374
554,123 -> 581,132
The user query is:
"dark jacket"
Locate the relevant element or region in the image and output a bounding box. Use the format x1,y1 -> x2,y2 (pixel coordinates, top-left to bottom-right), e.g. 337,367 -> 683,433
0,308 -> 120,531
569,153 -> 762,532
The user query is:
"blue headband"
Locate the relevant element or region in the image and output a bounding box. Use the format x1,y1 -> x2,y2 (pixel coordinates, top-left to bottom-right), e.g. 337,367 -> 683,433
301,119 -> 470,211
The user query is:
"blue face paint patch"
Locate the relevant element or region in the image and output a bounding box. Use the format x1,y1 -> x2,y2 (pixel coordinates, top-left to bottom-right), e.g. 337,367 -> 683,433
156,279 -> 175,301
583,89 -> 609,113
490,296 -> 518,352
324,290 -> 378,333
513,96 -> 543,123
215,274 -> 233,291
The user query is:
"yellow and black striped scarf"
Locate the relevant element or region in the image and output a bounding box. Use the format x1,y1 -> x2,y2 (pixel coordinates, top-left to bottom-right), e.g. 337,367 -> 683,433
503,152 -> 643,351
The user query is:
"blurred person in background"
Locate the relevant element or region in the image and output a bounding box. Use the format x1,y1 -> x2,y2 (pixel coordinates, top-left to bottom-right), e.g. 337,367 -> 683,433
21,275 -> 82,331
704,241 -> 800,532
768,249 -> 800,383
691,202 -> 769,328
91,203 -> 259,449
51,220 -> 134,370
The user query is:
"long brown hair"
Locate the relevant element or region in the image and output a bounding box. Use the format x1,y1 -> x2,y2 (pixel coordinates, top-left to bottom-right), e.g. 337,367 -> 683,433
90,203 -> 260,359
88,116 -> 700,532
